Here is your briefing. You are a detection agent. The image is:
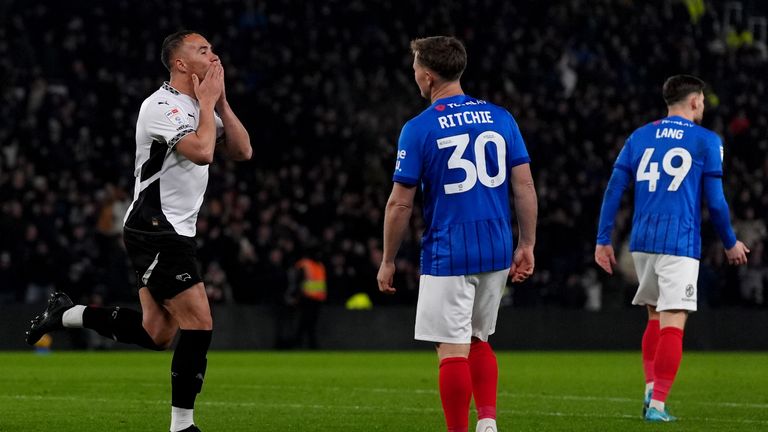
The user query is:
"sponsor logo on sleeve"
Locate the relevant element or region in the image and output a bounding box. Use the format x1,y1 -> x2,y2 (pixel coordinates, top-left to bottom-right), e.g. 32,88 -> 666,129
165,106 -> 189,127
395,149 -> 407,172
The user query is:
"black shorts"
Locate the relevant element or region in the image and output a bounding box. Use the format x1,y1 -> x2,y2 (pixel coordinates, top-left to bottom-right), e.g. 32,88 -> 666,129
123,227 -> 203,302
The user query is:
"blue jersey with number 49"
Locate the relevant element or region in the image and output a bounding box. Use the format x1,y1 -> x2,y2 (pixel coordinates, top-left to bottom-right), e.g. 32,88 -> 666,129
393,94 -> 530,276
608,116 -> 724,258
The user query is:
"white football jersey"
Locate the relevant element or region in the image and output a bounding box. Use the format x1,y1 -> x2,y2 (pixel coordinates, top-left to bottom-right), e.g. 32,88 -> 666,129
124,82 -> 224,237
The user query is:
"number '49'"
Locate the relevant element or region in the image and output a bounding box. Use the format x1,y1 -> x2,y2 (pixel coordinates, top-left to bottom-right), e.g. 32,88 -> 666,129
636,147 -> 692,192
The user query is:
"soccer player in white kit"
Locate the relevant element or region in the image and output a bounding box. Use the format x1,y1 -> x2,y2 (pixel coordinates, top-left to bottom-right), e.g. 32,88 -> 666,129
26,31 -> 251,432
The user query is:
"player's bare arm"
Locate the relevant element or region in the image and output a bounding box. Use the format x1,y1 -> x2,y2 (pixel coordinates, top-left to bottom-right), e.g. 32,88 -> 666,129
377,182 -> 417,294
214,63 -> 252,161
509,163 -> 537,282
176,63 -> 224,165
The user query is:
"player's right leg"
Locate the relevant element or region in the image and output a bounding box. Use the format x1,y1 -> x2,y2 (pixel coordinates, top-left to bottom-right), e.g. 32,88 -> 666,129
641,305 -> 660,416
631,252 -> 662,417
25,289 -> 175,350
467,268 -> 508,432
26,227 -> 183,350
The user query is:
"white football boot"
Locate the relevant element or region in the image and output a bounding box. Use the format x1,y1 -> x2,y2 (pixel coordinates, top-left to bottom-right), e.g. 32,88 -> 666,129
476,418 -> 497,432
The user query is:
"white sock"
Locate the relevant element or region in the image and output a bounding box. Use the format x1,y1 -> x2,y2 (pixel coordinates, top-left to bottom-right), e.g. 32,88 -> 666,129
649,399 -> 665,412
476,418 -> 497,432
645,382 -> 654,396
61,305 -> 86,328
170,407 -> 194,432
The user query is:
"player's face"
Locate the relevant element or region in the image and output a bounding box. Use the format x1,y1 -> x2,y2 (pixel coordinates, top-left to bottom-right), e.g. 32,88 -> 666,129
693,92 -> 705,124
179,33 -> 220,79
413,56 -> 431,100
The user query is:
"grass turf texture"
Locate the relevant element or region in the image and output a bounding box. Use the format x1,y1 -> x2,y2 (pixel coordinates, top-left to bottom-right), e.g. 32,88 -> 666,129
1,351 -> 767,431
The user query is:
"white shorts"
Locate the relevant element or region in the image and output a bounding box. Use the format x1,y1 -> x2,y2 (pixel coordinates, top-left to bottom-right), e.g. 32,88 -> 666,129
414,268 -> 509,344
631,252 -> 699,312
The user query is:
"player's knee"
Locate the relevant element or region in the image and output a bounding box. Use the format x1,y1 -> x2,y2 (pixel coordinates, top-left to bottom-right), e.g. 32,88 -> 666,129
179,311 -> 213,331
436,342 -> 470,360
144,328 -> 175,350
196,314 -> 213,331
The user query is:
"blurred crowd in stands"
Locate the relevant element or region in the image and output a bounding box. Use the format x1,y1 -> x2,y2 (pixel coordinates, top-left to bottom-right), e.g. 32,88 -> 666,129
1,0 -> 766,312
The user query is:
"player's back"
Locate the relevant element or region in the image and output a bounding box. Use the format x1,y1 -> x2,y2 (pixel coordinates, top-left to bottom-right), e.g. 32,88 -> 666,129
617,116 -> 723,258
394,95 -> 530,276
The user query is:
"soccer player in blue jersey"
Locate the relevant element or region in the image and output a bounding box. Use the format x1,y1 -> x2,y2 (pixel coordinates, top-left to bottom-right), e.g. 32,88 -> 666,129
595,75 -> 749,422
377,36 -> 537,432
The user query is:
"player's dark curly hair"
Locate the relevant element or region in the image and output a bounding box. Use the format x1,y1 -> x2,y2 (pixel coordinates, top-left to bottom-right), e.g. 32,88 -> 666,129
662,75 -> 706,106
410,36 -> 467,81
161,30 -> 200,72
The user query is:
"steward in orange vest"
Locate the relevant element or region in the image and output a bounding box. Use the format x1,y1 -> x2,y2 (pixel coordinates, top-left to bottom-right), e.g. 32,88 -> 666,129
295,258 -> 327,302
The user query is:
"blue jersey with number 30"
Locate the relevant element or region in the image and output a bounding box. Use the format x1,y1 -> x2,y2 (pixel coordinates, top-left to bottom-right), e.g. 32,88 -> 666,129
608,116 -> 724,258
393,94 -> 530,276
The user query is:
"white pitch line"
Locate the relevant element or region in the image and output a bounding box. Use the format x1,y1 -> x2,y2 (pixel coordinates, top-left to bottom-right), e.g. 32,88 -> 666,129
131,381 -> 768,409
3,394 -> 768,426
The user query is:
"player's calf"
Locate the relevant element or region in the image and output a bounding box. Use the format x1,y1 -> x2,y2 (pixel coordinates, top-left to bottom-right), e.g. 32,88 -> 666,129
439,356 -> 472,432
170,329 -> 212,432
469,340 -> 497,422
65,304 -> 168,350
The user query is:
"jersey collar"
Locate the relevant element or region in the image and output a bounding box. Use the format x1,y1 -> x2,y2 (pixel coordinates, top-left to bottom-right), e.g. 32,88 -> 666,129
431,94 -> 468,107
665,115 -> 694,124
162,81 -> 181,96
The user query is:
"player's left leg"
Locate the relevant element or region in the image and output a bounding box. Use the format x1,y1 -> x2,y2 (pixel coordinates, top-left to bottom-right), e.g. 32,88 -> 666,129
25,290 -> 175,351
164,282 -> 212,432
415,273 -> 475,432
436,343 -> 472,432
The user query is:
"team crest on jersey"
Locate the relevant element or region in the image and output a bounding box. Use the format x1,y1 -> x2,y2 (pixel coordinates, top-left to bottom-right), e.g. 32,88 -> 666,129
165,106 -> 189,127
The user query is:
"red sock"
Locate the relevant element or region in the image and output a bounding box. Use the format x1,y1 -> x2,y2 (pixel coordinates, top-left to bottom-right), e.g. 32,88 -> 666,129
439,357 -> 472,432
641,320 -> 661,384
469,340 -> 497,420
652,327 -> 684,402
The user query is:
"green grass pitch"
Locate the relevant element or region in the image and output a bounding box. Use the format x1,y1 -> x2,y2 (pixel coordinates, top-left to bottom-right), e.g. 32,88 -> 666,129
1,351 -> 767,431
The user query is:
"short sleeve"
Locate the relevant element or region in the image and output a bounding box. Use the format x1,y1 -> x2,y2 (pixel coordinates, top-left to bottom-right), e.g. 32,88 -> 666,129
141,102 -> 196,149
506,113 -> 531,168
703,134 -> 724,177
215,112 -> 225,144
392,121 -> 423,185
614,136 -> 633,175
